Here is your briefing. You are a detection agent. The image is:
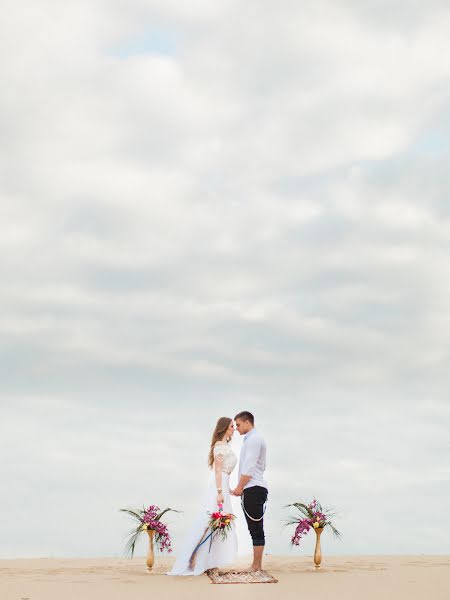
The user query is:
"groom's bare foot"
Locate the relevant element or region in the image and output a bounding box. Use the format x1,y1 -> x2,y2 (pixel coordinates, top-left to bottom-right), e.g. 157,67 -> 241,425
242,565 -> 261,573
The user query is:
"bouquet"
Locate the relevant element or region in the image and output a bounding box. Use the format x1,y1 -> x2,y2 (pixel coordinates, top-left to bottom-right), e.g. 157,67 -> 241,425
285,498 -> 341,546
208,505 -> 235,541
188,503 -> 236,569
120,504 -> 180,557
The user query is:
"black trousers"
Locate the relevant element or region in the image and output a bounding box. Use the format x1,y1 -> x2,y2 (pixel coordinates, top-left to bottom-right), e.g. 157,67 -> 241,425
242,486 -> 268,547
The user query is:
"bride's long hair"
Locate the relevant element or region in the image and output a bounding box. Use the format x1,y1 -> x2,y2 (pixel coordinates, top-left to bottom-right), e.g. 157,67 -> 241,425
208,417 -> 232,468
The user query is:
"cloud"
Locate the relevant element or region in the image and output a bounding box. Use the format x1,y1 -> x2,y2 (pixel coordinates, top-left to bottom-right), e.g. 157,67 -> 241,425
0,0 -> 449,558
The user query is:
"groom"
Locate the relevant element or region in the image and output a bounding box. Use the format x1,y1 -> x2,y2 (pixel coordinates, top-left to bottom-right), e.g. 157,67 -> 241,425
231,411 -> 268,572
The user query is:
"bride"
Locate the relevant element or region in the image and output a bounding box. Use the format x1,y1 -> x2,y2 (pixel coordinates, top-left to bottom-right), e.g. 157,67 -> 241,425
168,417 -> 238,575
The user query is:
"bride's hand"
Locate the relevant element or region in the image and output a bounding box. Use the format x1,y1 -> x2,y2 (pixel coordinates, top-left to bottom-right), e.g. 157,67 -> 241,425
217,492 -> 224,505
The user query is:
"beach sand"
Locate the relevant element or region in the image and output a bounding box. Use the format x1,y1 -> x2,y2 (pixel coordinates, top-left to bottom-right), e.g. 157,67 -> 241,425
1,555 -> 448,600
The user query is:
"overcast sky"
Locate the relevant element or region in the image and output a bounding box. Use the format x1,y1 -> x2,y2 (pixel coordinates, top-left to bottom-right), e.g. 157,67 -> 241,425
1,0 -> 450,559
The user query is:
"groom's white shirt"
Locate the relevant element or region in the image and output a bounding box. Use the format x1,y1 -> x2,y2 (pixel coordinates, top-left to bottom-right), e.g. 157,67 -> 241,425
239,428 -> 268,490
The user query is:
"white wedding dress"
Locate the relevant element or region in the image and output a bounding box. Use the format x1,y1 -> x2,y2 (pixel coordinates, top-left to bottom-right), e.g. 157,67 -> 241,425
167,442 -> 238,576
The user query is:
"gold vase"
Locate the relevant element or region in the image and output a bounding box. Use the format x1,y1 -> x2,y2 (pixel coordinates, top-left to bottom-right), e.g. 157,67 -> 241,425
146,529 -> 155,572
314,527 -> 324,569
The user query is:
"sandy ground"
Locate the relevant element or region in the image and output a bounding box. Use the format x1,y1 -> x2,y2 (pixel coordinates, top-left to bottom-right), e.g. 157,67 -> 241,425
1,555 -> 449,600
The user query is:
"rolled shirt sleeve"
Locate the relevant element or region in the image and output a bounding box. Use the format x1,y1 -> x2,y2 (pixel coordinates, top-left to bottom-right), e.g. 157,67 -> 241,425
241,436 -> 262,476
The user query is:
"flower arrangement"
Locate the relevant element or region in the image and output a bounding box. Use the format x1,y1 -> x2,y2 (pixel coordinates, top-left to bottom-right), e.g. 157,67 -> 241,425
208,505 -> 236,541
120,504 -> 180,557
188,503 -> 236,569
285,498 -> 341,546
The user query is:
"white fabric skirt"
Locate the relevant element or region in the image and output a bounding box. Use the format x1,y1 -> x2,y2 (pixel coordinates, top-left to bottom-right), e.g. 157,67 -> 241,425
167,471 -> 238,576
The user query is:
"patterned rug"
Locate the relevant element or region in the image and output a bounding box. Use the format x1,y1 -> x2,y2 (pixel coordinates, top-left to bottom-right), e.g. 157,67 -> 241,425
206,569 -> 278,584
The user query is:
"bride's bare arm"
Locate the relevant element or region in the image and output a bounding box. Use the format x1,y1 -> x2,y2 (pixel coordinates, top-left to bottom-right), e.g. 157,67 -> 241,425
214,449 -> 225,505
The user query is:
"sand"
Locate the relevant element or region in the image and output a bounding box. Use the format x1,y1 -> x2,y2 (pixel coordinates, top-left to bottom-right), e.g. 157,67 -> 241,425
1,555 -> 449,600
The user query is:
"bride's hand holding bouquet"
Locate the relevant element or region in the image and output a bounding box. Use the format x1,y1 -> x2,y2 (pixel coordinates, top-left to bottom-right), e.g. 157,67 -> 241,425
188,502 -> 236,570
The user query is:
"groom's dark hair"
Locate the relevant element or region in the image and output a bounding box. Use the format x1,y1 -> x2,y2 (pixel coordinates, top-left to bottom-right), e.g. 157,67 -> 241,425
234,411 -> 254,425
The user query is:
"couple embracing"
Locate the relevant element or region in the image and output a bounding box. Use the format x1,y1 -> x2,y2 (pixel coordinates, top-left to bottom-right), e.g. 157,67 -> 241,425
168,411 -> 268,576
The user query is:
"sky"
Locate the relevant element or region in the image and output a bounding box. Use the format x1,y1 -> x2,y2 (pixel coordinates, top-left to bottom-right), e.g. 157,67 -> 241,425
1,0 -> 450,559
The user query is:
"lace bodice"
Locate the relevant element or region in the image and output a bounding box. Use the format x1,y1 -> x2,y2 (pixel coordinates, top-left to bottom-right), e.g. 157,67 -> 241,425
213,443 -> 237,474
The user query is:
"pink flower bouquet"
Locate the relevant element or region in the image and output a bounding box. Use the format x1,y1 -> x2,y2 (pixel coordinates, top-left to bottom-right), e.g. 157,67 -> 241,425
188,503 -> 236,570
120,504 -> 180,557
285,498 -> 341,546
208,503 -> 236,541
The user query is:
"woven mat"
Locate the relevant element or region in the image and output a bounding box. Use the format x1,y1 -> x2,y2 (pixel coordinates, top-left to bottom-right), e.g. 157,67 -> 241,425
206,569 -> 278,584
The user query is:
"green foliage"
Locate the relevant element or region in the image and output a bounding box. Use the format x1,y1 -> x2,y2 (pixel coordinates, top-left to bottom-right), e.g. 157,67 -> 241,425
284,499 -> 342,540
119,506 -> 181,558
